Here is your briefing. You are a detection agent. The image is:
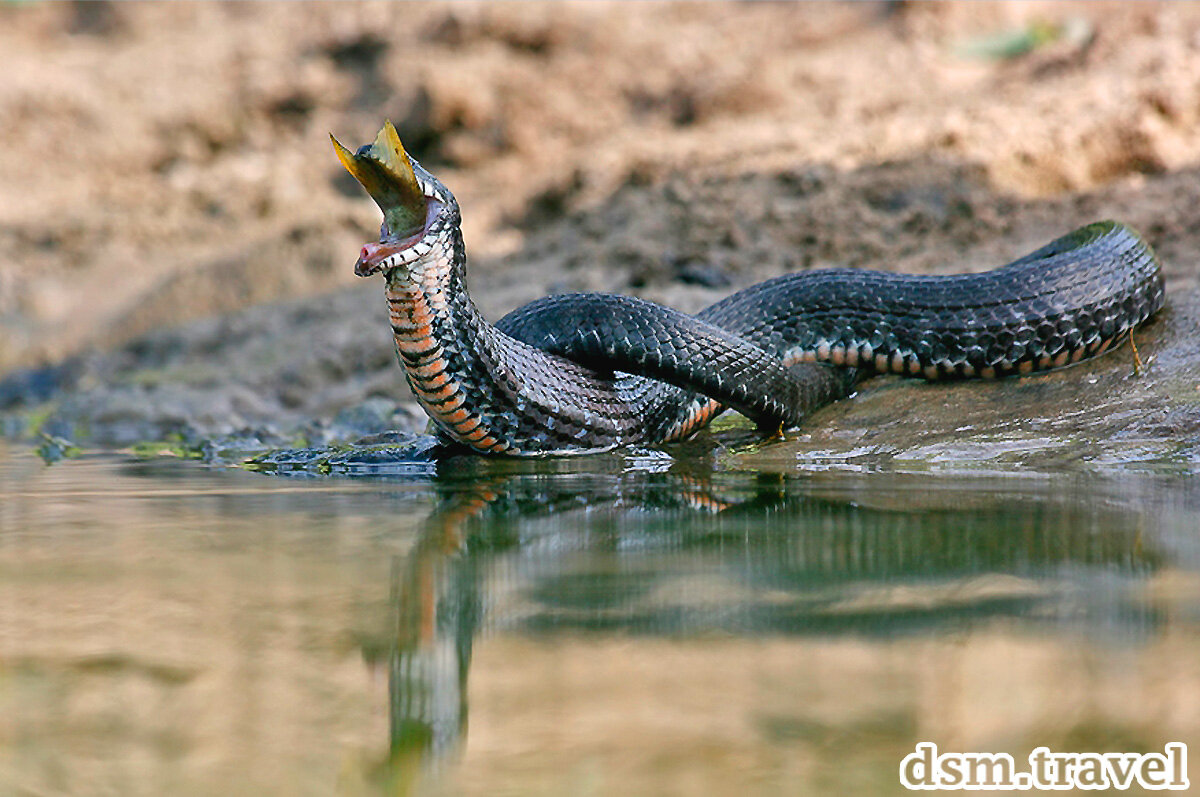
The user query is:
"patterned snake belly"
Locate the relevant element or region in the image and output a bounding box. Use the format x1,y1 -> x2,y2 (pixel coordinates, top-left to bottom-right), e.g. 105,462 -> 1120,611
336,127 -> 1165,456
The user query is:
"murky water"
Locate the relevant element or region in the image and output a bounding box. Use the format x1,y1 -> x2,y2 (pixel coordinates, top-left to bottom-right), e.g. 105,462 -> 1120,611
2,442 -> 1199,796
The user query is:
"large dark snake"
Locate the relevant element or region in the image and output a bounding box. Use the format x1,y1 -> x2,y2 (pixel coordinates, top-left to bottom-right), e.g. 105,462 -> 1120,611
339,133 -> 1165,456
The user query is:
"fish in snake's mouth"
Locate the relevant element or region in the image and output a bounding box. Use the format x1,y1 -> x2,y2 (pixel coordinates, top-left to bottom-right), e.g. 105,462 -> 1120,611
331,121 -> 442,277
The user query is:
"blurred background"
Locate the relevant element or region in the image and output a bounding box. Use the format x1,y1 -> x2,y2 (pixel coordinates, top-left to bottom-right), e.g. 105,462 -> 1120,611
4,4 -> 1200,796
3,0 -> 1200,448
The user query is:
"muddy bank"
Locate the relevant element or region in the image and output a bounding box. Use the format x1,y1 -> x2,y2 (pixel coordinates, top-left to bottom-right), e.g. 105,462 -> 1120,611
2,2 -> 1200,471
6,2 -> 1200,365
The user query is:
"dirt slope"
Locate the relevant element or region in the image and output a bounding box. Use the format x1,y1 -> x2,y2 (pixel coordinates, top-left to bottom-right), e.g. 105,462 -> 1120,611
2,1 -> 1200,451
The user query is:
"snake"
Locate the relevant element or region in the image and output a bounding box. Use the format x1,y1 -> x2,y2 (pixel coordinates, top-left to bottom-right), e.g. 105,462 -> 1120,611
331,122 -> 1165,456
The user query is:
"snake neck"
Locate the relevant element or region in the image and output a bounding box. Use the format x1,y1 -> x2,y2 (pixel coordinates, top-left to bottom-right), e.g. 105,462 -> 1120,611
384,225 -> 478,362
383,225 -> 510,453
382,223 -> 642,455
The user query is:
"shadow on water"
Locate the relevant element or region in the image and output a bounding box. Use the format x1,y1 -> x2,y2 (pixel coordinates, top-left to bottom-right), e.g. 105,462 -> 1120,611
258,444 -> 1195,790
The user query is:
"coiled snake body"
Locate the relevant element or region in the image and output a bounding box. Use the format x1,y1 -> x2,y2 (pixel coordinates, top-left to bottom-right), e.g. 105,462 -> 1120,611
333,124 -> 1165,456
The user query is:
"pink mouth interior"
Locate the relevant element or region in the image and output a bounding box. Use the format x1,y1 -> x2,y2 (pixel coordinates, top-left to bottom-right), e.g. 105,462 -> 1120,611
353,199 -> 439,276
355,239 -> 411,276
358,240 -> 408,267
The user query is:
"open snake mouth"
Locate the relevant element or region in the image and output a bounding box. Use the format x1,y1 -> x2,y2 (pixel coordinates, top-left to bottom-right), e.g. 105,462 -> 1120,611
351,197 -> 443,277
331,121 -> 439,277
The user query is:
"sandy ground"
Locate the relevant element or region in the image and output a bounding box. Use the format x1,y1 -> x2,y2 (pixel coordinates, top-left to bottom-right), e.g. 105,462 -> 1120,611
2,1 -> 1200,450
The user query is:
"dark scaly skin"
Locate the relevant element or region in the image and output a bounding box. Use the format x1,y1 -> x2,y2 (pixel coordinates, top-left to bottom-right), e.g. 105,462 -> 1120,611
351,154 -> 1164,456
506,220 -> 1165,443
357,161 -> 853,454
378,193 -> 640,454
494,293 -> 857,433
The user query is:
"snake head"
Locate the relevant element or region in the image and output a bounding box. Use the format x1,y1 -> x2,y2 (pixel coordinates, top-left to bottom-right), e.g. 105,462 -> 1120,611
332,121 -> 445,277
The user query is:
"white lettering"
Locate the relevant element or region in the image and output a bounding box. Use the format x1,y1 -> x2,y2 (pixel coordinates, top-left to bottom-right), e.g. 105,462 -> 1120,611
898,743 -> 1189,791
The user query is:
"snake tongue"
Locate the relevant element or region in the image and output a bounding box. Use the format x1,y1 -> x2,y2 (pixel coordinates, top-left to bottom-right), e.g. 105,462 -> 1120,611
331,120 -> 427,239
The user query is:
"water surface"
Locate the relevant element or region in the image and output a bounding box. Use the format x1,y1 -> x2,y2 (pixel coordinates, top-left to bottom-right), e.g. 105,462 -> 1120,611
2,443 -> 1198,795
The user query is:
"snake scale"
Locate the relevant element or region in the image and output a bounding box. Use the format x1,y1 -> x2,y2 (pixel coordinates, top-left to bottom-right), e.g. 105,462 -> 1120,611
332,123 -> 1165,456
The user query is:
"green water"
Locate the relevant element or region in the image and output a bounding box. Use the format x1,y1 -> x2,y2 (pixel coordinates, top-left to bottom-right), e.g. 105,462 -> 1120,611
2,443 -> 1198,795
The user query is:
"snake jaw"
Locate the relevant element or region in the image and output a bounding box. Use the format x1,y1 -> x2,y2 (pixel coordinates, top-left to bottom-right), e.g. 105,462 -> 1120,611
350,196 -> 444,277
354,241 -> 405,277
